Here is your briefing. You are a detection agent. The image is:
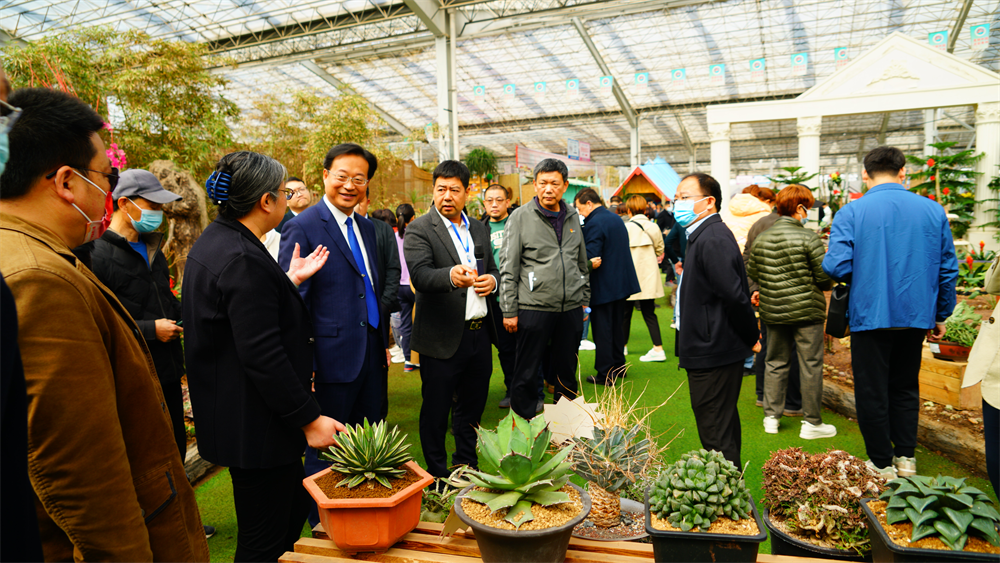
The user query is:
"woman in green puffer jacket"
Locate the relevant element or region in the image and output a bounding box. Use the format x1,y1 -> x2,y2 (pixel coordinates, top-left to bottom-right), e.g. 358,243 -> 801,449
747,185 -> 836,441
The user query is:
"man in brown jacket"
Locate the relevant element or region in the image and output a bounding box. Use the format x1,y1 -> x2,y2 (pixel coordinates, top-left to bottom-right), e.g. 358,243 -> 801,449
0,87 -> 210,561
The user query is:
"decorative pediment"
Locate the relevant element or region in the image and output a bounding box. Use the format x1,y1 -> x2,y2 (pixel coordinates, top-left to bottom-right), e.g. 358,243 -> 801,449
798,32 -> 1000,101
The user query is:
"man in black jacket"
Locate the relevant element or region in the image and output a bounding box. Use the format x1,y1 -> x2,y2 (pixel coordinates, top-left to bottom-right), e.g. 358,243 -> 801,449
404,161 -> 499,477
90,170 -> 187,456
674,173 -> 760,468
575,188 -> 640,386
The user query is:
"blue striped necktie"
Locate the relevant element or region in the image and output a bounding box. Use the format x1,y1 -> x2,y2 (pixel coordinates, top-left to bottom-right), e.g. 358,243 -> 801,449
345,216 -> 379,329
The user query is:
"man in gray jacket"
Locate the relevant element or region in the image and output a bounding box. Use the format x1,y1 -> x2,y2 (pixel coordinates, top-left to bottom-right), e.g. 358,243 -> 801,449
499,159 -> 590,419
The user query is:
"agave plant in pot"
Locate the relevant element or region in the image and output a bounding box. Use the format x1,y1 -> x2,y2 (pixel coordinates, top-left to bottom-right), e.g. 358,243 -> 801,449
303,418 -> 433,553
454,410 -> 591,563
645,448 -> 766,562
762,448 -> 885,561
571,425 -> 652,530
862,474 -> 1000,560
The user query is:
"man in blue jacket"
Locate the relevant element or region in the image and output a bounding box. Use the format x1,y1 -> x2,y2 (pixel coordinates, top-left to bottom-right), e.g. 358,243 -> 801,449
575,188 -> 640,386
823,146 -> 958,480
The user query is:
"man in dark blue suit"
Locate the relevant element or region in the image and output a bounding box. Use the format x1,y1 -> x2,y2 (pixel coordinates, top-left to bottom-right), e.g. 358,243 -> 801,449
278,143 -> 387,526
574,188 -> 640,386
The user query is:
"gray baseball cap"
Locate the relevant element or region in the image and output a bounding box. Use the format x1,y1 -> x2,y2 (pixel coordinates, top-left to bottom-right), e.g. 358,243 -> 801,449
113,169 -> 182,204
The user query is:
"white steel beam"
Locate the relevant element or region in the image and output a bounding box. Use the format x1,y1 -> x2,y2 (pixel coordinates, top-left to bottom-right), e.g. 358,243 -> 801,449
300,60 -> 412,137
571,16 -> 636,130
404,0 -> 447,37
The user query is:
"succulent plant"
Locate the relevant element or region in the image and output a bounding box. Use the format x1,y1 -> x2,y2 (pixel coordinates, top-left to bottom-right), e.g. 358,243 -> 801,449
763,448 -> 885,555
463,411 -> 575,528
648,449 -> 752,532
571,425 -> 651,527
880,474 -> 1000,551
319,418 -> 413,489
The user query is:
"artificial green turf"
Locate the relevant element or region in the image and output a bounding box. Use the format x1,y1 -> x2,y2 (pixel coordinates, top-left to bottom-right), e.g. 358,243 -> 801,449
196,289 -> 997,561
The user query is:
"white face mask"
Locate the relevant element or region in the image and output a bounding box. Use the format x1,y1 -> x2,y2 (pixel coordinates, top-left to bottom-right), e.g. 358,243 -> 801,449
71,171 -> 113,243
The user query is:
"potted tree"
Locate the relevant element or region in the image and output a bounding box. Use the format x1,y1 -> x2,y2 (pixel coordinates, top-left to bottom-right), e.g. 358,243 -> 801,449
932,301 -> 982,362
862,474 -> 1000,560
303,418 -> 434,553
761,448 -> 886,561
454,411 -> 591,563
645,448 -> 766,562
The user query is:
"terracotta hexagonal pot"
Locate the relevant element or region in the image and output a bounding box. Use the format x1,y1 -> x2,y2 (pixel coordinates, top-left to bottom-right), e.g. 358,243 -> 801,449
303,461 -> 434,554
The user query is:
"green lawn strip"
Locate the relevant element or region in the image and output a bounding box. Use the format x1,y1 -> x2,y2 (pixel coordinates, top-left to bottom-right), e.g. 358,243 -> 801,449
196,290 -> 995,560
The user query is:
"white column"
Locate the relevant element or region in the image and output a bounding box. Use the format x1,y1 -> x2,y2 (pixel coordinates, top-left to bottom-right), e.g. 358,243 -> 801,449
797,116 -> 822,190
630,124 -> 640,168
971,102 -> 1000,251
709,122 -> 731,208
435,36 -> 451,159
924,109 -> 938,156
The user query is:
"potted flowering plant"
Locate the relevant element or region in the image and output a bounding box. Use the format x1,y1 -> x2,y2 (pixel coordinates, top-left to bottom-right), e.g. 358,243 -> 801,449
827,171 -> 847,219
906,142 -> 984,238
932,301 -> 983,361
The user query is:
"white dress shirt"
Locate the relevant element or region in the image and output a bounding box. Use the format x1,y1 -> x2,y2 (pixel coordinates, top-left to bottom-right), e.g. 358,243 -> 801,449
434,206 -> 489,321
324,196 -> 375,288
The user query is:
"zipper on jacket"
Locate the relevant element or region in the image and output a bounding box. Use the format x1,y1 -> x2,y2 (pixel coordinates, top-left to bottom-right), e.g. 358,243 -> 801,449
535,207 -> 568,311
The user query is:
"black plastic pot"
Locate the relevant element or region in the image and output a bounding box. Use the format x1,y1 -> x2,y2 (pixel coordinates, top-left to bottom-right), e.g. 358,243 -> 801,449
861,498 -> 1000,562
644,490 -> 767,562
761,507 -> 871,562
454,483 -> 591,563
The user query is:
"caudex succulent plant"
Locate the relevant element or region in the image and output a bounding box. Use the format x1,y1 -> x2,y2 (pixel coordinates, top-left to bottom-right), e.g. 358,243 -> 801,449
571,425 -> 651,527
463,411 -> 575,528
648,449 -> 752,532
879,474 -> 1000,551
320,418 -> 413,488
763,448 -> 885,555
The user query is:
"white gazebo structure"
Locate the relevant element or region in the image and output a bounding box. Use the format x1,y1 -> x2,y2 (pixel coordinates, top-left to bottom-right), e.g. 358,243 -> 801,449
707,32 -> 1000,247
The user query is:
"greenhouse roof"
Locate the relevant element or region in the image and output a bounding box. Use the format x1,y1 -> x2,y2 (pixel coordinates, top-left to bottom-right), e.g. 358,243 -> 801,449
2,0 -> 998,172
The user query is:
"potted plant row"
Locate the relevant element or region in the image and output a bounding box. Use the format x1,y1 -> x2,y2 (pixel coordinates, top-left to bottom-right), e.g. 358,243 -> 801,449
454,411 -> 592,563
303,418 -> 434,554
761,447 -> 886,561
862,474 -> 1000,561
645,448 -> 767,562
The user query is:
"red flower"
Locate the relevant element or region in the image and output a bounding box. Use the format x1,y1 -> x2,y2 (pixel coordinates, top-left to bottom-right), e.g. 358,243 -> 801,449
967,255 -> 974,267
927,158 -> 936,167
981,241 -> 986,251
930,175 -> 936,181
170,277 -> 175,288
942,187 -> 950,195
928,194 -> 936,201
833,189 -> 840,195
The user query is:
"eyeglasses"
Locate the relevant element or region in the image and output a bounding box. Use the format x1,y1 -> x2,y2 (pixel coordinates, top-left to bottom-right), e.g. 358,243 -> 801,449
0,99 -> 22,135
330,173 -> 368,187
278,188 -> 295,201
674,194 -> 708,201
45,166 -> 120,191
290,188 -> 309,196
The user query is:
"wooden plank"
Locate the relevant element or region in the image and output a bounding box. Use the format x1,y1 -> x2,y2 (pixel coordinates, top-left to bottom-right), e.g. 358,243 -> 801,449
280,551 -> 357,563
565,537 -> 654,557
758,554 -> 840,563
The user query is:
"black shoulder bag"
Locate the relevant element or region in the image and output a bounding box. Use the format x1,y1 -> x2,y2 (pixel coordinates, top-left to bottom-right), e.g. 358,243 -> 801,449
825,283 -> 850,338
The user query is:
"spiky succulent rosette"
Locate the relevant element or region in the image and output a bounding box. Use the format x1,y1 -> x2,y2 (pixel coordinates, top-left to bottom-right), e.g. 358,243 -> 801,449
463,411 -> 575,528
320,418 -> 413,489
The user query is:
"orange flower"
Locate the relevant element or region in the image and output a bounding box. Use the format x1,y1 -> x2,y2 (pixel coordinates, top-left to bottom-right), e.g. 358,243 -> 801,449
967,255 -> 974,267
927,158 -> 936,167
942,187 -> 950,195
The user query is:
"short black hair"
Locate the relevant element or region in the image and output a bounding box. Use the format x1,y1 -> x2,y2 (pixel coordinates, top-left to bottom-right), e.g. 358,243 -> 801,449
286,176 -> 304,185
574,188 -> 603,206
433,160 -> 470,189
484,184 -> 509,199
323,143 -> 378,179
682,173 -> 722,212
371,208 -> 396,228
1,88 -> 105,199
609,195 -> 623,204
864,146 -> 907,178
533,158 -> 568,184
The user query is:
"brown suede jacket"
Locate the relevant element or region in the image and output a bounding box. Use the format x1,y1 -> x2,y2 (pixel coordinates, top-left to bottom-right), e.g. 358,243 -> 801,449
0,213 -> 209,562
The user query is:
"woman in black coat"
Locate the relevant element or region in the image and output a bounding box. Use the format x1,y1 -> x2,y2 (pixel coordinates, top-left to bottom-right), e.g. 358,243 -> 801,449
182,151 -> 338,562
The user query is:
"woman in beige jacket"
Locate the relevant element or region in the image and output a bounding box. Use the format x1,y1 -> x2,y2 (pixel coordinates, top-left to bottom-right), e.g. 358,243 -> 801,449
721,185 -> 774,253
622,196 -> 666,362
962,255 -> 999,494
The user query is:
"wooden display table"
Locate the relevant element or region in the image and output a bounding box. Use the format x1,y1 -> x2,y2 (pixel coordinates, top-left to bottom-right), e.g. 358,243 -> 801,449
919,346 -> 981,409
278,522 -> 831,563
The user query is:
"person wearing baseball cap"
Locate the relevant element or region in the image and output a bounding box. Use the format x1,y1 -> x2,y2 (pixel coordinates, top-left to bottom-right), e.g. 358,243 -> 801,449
89,169 -> 216,539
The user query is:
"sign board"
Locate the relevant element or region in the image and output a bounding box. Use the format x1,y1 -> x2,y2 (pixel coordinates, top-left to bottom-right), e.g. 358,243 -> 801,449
750,58 -> 766,82
791,52 -> 808,76
709,64 -> 725,85
473,85 -> 485,97
834,47 -> 849,69
578,141 -> 591,161
971,24 -> 990,51
567,138 -> 580,160
928,30 -> 948,50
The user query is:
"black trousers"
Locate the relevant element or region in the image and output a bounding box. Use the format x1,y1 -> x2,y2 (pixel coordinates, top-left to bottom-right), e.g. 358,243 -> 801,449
488,295 -> 517,397
985,399 -> 999,496
754,323 -> 801,410
230,461 -> 311,562
419,325 -> 492,477
686,360 -> 744,468
591,299 -> 628,380
851,329 -> 925,468
512,309 -> 583,419
623,299 -> 662,347
161,378 -> 187,462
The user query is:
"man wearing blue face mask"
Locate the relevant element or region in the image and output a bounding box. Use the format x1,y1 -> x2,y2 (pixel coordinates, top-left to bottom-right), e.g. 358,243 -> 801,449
89,170 -> 192,466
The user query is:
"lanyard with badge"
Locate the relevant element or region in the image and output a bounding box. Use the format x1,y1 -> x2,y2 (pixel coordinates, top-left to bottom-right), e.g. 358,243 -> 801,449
449,214 -> 476,268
